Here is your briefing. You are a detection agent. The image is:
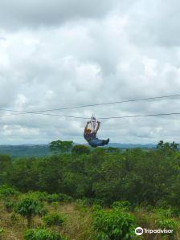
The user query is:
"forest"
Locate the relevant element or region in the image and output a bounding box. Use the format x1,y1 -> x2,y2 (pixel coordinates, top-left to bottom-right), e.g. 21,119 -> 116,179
0,140 -> 180,239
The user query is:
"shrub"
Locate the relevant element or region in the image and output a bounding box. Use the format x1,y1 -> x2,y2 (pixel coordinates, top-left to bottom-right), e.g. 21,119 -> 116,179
43,213 -> 65,227
39,193 -> 73,203
154,208 -> 174,218
93,209 -> 136,240
24,228 -> 66,240
112,201 -> 132,211
58,193 -> 73,202
155,217 -> 177,238
26,191 -> 49,202
0,185 -> 19,198
92,204 -> 103,212
46,194 -> 59,203
16,197 -> 44,227
4,200 -> 16,212
171,207 -> 180,217
155,206 -> 180,218
77,198 -> 104,207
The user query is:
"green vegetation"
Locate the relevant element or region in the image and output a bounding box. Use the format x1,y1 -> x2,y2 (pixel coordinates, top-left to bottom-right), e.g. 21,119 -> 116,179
3,140 -> 180,207
24,228 -> 65,240
93,207 -> 136,240
43,213 -> 65,226
15,197 -> 44,228
71,145 -> 91,155
0,140 -> 180,239
49,140 -> 73,154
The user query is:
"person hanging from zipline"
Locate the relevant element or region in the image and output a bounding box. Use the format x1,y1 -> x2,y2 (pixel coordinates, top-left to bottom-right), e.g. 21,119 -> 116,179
84,116 -> 109,147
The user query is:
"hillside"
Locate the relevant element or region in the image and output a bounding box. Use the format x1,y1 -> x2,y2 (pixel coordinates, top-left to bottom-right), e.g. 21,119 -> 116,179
0,145 -> 50,157
0,143 -> 156,157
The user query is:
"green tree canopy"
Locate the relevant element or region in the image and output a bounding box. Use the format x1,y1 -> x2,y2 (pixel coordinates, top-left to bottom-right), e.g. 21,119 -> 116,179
49,140 -> 73,153
72,145 -> 91,155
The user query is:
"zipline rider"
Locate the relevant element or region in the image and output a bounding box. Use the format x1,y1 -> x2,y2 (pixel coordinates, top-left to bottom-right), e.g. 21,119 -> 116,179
84,120 -> 109,147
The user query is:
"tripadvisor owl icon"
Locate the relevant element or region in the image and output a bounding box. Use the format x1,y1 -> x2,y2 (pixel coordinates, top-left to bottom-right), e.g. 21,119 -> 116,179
135,227 -> 143,235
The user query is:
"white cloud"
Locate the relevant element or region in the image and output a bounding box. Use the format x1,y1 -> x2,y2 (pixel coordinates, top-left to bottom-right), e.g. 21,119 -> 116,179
0,0 -> 180,144
0,0 -> 116,30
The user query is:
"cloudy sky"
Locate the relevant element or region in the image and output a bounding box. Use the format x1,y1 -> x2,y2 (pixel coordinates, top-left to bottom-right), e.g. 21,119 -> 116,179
0,0 -> 180,145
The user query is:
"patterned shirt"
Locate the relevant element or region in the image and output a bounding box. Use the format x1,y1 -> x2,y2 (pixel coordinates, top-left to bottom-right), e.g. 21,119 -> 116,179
84,132 -> 96,142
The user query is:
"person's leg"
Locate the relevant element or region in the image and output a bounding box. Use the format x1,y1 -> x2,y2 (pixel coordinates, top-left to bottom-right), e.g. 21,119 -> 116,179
89,138 -> 109,147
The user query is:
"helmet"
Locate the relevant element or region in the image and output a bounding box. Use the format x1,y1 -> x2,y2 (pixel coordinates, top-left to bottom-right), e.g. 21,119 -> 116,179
86,128 -> 91,133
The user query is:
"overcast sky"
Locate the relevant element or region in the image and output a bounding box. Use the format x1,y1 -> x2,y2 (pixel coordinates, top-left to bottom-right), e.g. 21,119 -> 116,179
0,0 -> 180,145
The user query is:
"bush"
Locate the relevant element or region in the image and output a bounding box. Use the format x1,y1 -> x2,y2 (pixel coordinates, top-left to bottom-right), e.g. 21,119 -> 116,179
93,208 -> 136,240
58,193 -> 73,202
46,194 -> 59,203
154,208 -> 174,218
0,185 -> 19,198
43,193 -> 72,203
4,200 -> 16,212
16,197 -> 44,227
24,228 -> 66,240
76,198 -> 104,207
43,213 -> 65,227
155,206 -> 180,218
26,191 -> 49,202
155,217 -> 177,238
112,201 -> 132,211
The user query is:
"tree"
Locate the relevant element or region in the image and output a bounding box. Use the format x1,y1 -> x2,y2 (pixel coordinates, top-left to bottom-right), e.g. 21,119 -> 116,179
105,147 -> 120,153
37,155 -> 67,193
49,140 -> 73,154
0,154 -> 12,185
72,145 -> 91,155
157,141 -> 179,152
0,154 -> 11,171
6,158 -> 39,192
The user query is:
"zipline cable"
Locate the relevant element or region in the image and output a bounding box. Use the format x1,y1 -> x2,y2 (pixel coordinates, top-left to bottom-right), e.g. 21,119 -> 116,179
2,111 -> 180,120
1,93 -> 180,114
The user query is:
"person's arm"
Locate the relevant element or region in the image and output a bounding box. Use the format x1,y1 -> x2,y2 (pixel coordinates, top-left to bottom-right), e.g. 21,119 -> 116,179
84,121 -> 90,134
95,121 -> 100,133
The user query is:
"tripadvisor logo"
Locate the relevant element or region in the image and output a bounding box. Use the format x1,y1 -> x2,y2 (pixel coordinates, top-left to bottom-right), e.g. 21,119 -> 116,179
135,227 -> 143,235
135,227 -> 174,235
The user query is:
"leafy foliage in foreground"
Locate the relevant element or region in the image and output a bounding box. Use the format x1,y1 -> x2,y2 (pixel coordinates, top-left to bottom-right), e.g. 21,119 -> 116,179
0,185 -> 19,198
4,200 -> 16,212
93,208 -> 136,240
155,210 -> 178,238
24,228 -> 66,240
43,213 -> 65,226
16,197 -> 44,227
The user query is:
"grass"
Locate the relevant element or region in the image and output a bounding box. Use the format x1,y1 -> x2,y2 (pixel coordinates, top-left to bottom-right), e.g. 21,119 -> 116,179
0,197 -> 180,240
0,200 -> 95,240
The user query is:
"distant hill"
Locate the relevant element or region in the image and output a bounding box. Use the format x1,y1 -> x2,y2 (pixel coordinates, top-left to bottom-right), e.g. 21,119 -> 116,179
0,143 -> 156,157
0,145 -> 50,158
108,143 -> 156,149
